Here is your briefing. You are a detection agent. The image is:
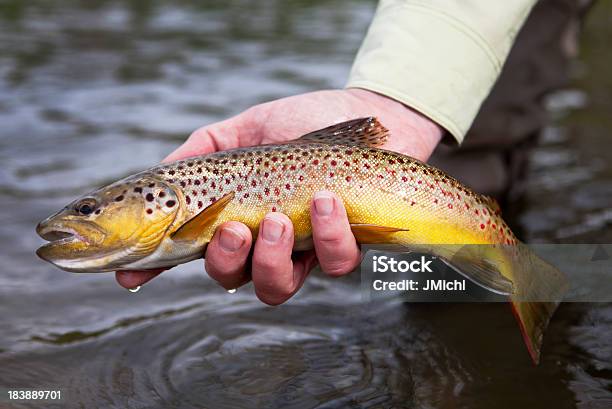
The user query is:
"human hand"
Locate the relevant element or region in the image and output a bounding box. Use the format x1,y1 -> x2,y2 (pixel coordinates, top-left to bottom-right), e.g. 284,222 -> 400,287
116,88 -> 443,303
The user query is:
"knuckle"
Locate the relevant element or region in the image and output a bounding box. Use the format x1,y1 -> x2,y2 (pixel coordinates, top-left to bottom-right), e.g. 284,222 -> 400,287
322,258 -> 360,277
253,255 -> 278,272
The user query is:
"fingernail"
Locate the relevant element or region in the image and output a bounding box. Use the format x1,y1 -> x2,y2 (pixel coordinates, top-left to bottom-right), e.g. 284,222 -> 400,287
262,216 -> 284,242
314,192 -> 334,216
219,227 -> 245,252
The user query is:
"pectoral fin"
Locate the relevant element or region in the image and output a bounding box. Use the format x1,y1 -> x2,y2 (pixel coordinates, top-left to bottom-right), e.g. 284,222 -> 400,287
171,192 -> 235,242
350,223 -> 408,243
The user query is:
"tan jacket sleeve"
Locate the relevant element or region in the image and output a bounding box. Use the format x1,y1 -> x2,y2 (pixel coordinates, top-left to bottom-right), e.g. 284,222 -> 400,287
346,0 -> 537,143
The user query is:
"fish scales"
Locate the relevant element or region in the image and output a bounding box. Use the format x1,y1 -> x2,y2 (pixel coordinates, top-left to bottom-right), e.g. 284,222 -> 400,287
152,142 -> 517,247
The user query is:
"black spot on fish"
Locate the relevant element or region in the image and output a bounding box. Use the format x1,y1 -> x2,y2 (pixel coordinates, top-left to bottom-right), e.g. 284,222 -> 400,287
115,195 -> 124,202
146,193 -> 154,202
134,187 -> 142,193
166,200 -> 176,208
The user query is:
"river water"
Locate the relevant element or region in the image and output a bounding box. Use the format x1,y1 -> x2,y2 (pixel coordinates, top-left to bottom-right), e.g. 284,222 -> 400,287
0,1 -> 610,408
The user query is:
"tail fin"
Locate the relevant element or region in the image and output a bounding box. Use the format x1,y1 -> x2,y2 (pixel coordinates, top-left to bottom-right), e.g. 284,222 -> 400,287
440,243 -> 568,364
506,244 -> 568,364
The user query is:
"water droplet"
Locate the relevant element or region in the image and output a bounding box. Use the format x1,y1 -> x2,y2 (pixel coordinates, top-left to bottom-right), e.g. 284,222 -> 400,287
128,286 -> 141,293
227,288 -> 237,294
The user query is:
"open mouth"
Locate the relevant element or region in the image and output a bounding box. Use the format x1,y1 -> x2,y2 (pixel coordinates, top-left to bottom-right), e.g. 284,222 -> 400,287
37,225 -> 90,246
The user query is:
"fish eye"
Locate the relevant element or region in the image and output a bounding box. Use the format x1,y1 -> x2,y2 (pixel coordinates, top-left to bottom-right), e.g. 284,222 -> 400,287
75,199 -> 97,215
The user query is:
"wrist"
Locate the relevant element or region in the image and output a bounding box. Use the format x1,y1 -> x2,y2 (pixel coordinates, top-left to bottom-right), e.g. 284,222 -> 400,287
345,87 -> 443,161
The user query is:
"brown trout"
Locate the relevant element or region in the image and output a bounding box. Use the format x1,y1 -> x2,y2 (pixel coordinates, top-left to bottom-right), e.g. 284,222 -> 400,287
36,118 -> 566,363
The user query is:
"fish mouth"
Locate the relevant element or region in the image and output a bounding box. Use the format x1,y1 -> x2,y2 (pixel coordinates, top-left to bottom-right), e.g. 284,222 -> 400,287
37,225 -> 90,245
35,219 -> 106,264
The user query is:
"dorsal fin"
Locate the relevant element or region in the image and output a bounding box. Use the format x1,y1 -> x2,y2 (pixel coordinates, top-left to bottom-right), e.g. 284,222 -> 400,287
296,117 -> 389,147
171,192 -> 235,242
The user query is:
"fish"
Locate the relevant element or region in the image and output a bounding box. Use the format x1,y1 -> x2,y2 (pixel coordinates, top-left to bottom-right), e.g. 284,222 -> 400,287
36,117 -> 567,363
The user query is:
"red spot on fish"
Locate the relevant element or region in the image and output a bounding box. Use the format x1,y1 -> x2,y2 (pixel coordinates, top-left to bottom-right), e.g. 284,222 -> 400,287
330,172 -> 335,177
290,165 -> 296,170
330,160 -> 337,166
264,188 -> 270,196
434,198 -> 438,204
402,176 -> 408,182
186,196 -> 191,205
198,201 -> 203,208
251,180 -> 257,187
298,175 -> 304,181
312,159 -> 319,165
272,206 -> 277,212
285,183 -> 291,190
274,187 -> 280,196
475,209 -> 479,215
237,185 -> 243,192
346,176 -> 352,182
194,180 -> 201,185
480,224 -> 485,229
362,153 -> 369,159
410,166 -> 417,172
448,204 -> 453,209
146,209 -> 153,214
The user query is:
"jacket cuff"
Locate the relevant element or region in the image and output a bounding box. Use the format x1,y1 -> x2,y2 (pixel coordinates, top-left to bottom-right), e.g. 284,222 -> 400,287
346,0 -> 534,143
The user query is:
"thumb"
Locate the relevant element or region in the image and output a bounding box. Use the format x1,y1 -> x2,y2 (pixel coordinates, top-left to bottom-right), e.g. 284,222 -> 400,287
163,110 -> 261,163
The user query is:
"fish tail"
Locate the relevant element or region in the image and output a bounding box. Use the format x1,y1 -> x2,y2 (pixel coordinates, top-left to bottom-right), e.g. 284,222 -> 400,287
505,244 -> 568,364
439,243 -> 567,364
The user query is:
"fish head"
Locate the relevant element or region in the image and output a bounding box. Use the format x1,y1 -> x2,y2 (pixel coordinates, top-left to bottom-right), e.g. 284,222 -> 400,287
36,174 -> 181,272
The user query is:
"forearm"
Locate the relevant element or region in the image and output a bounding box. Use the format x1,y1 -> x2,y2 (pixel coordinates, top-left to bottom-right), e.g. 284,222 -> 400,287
347,0 -> 537,143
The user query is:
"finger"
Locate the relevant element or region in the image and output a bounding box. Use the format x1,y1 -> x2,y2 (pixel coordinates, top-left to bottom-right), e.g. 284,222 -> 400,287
204,221 -> 253,290
115,269 -> 165,289
310,191 -> 361,277
163,111 -> 261,163
251,213 -> 302,305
